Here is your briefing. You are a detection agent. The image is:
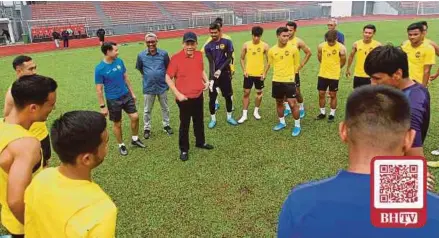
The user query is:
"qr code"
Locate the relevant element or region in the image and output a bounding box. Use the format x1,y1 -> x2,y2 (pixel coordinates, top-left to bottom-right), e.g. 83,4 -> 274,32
379,165 -> 419,204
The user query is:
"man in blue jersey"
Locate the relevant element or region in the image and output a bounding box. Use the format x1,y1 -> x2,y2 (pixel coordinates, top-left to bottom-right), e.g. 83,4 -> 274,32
278,85 -> 439,238
325,18 -> 345,45
364,45 -> 431,161
204,23 -> 238,128
95,42 -> 145,156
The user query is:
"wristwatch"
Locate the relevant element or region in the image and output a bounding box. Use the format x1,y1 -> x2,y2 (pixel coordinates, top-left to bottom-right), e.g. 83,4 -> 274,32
100,104 -> 105,108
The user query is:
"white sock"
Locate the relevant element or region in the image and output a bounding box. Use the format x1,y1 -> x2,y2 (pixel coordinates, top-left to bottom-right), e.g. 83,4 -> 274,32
211,114 -> 216,121
330,109 -> 336,116
254,107 -> 259,113
118,143 -> 125,148
227,112 -> 232,119
295,119 -> 300,127
320,108 -> 326,115
299,103 -> 304,110
132,136 -> 138,141
279,117 -> 286,124
242,110 -> 248,117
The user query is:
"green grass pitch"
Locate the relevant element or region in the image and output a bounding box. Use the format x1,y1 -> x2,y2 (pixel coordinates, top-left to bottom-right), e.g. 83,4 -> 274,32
1,19 -> 439,237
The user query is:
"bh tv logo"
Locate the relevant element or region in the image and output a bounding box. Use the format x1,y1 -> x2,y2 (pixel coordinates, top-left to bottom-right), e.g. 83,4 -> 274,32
370,156 -> 427,228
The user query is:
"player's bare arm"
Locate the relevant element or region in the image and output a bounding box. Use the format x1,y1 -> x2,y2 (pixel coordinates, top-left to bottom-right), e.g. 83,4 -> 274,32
240,42 -> 248,77
429,40 -> 439,57
317,44 -> 323,63
339,45 -> 347,69
95,84 -> 108,117
262,43 -> 269,80
6,137 -> 41,224
123,72 -> 136,102
3,87 -> 13,117
346,42 -> 357,77
423,64 -> 433,86
297,38 -> 312,71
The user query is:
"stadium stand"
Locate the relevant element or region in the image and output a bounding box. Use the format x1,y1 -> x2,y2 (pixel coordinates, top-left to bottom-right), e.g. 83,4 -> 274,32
159,1 -> 211,19
100,1 -> 167,25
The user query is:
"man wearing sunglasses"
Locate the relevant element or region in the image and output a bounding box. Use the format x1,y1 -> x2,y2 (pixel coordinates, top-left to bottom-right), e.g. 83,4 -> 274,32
325,18 -> 345,45
136,33 -> 173,140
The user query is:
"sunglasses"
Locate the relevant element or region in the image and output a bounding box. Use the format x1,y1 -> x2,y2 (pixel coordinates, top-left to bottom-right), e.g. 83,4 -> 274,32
146,41 -> 157,44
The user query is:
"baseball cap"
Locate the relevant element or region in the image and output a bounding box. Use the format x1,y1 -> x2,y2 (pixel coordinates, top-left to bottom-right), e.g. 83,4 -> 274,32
183,32 -> 197,42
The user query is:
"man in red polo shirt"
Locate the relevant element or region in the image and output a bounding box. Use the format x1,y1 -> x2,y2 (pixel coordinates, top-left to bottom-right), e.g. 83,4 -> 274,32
166,32 -> 214,161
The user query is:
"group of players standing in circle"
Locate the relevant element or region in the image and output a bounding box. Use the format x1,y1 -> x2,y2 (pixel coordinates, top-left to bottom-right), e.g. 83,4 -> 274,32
1,17 -> 439,237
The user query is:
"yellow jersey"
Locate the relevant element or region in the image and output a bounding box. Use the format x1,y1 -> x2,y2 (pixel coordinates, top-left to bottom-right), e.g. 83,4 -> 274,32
25,167 -> 118,237
319,42 -> 343,80
401,42 -> 436,83
288,37 -> 301,71
245,40 -> 266,77
0,120 -> 43,234
354,39 -> 381,78
201,34 -> 235,72
268,44 -> 298,83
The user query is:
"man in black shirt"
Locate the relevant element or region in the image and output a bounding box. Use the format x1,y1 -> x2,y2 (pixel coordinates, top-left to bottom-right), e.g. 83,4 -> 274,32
61,30 -> 69,48
52,31 -> 60,48
97,28 -> 106,46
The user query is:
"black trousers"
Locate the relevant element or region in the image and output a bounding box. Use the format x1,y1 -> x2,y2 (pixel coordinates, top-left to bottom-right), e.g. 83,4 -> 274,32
63,38 -> 69,47
176,94 -> 205,152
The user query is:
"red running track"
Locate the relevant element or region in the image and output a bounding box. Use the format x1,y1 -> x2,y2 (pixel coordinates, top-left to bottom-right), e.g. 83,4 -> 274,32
0,14 -> 437,57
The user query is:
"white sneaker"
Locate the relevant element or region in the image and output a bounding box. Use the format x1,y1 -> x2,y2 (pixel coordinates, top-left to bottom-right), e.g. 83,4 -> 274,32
431,149 -> 439,156
238,116 -> 247,124
254,111 -> 261,120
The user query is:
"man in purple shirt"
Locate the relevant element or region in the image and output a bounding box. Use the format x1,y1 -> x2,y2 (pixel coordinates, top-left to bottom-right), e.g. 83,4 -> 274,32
204,22 -> 238,128
364,45 -> 430,157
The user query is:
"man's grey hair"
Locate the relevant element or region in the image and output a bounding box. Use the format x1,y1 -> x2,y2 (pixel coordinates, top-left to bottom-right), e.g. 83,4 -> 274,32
145,32 -> 158,41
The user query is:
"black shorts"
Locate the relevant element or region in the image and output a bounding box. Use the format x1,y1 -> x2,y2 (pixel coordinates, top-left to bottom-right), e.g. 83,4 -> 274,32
243,76 -> 264,90
353,76 -> 371,88
272,82 -> 296,99
317,77 -> 339,92
213,70 -> 233,97
295,73 -> 301,87
107,93 -> 137,122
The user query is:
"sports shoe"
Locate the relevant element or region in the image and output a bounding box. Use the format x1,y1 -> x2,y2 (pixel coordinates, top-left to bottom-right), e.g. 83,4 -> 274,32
431,149 -> 439,156
227,117 -> 238,126
238,115 -> 247,124
299,109 -> 305,119
208,120 -> 217,129
273,123 -> 286,131
119,145 -> 128,156
254,111 -> 261,120
131,139 -> 146,148
163,126 -> 173,135
180,152 -> 189,161
315,113 -> 326,120
215,103 -> 220,111
284,109 -> 291,117
427,161 -> 439,168
196,143 -> 214,150
143,130 -> 151,139
292,126 -> 301,137
328,115 -> 335,123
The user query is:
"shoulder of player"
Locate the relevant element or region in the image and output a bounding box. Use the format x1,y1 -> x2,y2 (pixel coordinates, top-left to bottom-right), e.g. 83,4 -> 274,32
157,48 -> 169,55
8,136 -> 40,160
318,42 -> 325,49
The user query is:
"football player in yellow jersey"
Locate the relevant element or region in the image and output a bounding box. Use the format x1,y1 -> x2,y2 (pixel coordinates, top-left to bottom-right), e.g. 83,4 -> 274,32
401,22 -> 435,86
237,26 -> 269,124
0,75 -> 57,238
284,21 -> 312,119
346,24 -> 381,88
201,17 -> 235,112
24,111 -> 117,237
4,55 -> 52,169
316,30 -> 347,122
264,27 -> 301,136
